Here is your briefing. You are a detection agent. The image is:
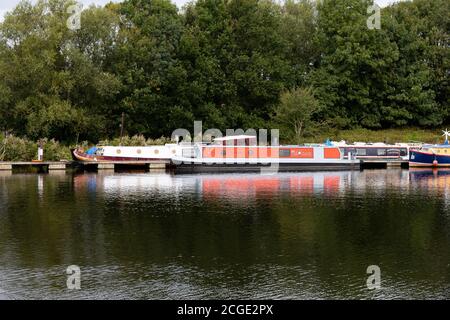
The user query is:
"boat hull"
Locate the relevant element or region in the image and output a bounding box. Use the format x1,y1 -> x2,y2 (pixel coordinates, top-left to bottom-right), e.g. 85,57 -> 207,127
409,150 -> 450,167
172,159 -> 361,174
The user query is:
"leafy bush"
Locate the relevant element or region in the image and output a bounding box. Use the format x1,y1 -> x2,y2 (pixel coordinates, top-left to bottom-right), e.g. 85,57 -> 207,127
0,135 -> 37,161
42,139 -> 72,161
0,135 -> 71,161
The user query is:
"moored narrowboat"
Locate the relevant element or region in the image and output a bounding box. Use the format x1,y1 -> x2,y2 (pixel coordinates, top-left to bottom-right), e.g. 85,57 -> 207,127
72,144 -> 180,162
331,141 -> 410,160
409,130 -> 450,167
171,135 -> 361,173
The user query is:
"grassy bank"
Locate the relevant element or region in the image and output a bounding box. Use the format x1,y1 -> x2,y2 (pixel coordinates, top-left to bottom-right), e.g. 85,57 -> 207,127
310,128 -> 443,145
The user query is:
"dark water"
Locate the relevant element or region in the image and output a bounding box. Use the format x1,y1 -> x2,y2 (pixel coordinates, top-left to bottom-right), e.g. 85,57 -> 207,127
0,169 -> 449,300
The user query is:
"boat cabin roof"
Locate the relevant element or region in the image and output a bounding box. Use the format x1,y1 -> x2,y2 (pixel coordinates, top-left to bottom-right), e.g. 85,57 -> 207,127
333,141 -> 410,147
423,144 -> 450,148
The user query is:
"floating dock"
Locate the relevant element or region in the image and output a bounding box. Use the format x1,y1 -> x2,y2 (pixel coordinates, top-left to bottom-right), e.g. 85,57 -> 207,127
0,161 -> 68,172
0,158 -> 408,173
0,160 -> 170,172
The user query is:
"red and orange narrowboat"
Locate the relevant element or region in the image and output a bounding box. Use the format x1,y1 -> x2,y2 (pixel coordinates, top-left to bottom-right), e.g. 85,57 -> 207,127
171,135 -> 361,173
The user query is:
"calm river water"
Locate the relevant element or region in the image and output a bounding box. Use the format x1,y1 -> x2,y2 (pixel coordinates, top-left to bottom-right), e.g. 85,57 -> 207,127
0,169 -> 449,299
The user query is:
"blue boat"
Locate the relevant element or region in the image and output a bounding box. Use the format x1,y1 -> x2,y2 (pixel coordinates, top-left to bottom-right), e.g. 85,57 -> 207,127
409,130 -> 450,167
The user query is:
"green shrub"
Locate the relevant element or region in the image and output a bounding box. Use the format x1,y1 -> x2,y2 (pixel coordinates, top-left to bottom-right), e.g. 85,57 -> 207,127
0,135 -> 71,161
42,139 -> 72,161
0,135 -> 37,161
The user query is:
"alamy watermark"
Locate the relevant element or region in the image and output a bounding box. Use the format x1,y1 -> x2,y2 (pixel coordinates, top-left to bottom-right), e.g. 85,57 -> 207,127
67,3 -> 83,31
367,4 -> 381,30
366,265 -> 381,290
66,265 -> 81,290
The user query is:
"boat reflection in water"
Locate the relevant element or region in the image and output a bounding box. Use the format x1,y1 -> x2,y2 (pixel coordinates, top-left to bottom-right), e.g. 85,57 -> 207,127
200,172 -> 347,200
409,168 -> 450,189
74,171 -> 354,201
72,168 -> 450,201
74,169 -> 440,199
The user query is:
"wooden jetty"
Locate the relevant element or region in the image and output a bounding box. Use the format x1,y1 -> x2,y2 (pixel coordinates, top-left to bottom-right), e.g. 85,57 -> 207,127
0,160 -> 171,172
0,161 -> 68,171
0,158 -> 409,172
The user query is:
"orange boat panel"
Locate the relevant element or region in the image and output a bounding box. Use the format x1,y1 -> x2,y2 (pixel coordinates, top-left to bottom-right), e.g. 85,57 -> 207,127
324,148 -> 341,159
202,146 -> 315,159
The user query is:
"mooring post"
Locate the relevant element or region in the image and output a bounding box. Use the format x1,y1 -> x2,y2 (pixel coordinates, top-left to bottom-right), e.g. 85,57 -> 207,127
37,140 -> 44,161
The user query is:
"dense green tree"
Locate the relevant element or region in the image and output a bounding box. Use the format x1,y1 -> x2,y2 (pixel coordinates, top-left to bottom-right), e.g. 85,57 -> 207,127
382,0 -> 449,126
0,0 -> 121,142
311,0 -> 448,129
181,0 -> 294,129
112,0 -> 193,137
280,0 -> 319,85
311,0 -> 401,129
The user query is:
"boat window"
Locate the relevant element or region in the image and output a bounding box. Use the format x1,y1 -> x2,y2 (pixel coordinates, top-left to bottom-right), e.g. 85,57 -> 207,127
346,148 -> 356,155
367,148 -> 378,156
387,149 -> 401,156
400,149 -> 407,156
279,149 -> 291,157
356,148 -> 367,156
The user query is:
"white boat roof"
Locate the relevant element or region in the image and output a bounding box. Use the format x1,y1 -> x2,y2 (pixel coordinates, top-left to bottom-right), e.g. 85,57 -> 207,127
213,135 -> 257,141
331,141 -> 411,147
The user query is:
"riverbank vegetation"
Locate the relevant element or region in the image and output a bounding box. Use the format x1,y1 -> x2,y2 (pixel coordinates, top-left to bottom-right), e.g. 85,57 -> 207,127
313,128 -> 443,145
0,134 -> 170,161
0,0 -> 448,160
0,135 -> 71,161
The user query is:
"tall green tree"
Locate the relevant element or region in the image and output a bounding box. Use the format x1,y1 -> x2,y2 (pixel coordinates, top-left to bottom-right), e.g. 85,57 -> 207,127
181,0 -> 293,129
311,0 -> 401,129
0,0 -> 121,142
280,0 -> 319,86
382,0 -> 449,126
113,0 -> 192,137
